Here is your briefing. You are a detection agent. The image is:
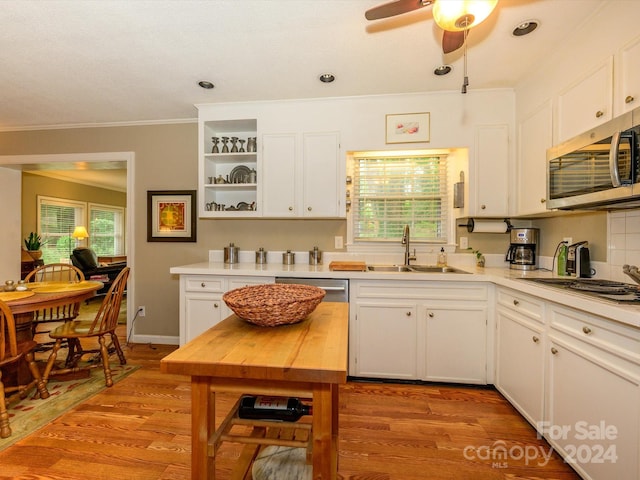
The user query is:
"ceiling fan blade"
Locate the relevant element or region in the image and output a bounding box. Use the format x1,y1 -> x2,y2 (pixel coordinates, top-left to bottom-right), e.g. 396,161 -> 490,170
365,0 -> 433,21
442,30 -> 466,54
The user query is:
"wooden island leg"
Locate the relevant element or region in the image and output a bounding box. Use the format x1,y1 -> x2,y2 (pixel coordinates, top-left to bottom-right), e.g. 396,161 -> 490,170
191,376 -> 215,479
312,383 -> 337,480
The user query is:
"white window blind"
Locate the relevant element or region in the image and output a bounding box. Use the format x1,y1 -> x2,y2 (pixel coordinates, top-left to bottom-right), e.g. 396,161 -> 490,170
89,203 -> 125,256
37,196 -> 85,264
352,153 -> 448,242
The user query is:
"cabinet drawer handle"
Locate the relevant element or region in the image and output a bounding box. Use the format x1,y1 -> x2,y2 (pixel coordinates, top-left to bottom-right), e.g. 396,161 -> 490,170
406,311 -> 412,317
201,282 -> 206,288
513,299 -> 520,306
532,336 -> 539,343
582,326 -> 592,335
428,312 -> 434,318
551,347 -> 558,355
595,110 -> 604,118
288,206 -> 293,211
481,204 -> 486,210
307,206 -> 312,211
625,95 -> 635,104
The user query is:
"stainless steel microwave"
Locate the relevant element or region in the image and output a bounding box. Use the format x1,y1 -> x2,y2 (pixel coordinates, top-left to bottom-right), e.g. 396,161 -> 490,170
546,109 -> 640,210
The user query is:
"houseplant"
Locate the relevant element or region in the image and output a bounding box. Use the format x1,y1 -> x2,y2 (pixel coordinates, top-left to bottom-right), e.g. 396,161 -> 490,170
24,232 -> 45,260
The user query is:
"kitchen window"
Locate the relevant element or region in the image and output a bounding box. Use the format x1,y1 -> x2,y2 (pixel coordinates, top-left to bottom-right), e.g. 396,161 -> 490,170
349,151 -> 449,244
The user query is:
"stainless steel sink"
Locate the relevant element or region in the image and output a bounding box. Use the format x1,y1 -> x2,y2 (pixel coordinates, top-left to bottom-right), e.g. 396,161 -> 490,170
366,265 -> 413,272
366,265 -> 470,274
409,265 -> 470,274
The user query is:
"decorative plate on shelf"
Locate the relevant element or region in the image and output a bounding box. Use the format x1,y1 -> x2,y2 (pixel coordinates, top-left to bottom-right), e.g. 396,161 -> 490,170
229,165 -> 251,184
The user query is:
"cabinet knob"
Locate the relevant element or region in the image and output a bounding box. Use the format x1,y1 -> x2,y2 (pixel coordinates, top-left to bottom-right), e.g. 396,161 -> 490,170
532,336 -> 539,343
540,198 -> 546,204
513,299 -> 519,306
551,347 -> 558,355
582,326 -> 592,335
201,282 -> 206,288
595,110 -> 604,118
288,206 -> 293,211
481,204 -> 486,210
428,312 -> 434,318
213,303 -> 219,308
625,95 -> 635,104
307,206 -> 312,211
406,311 -> 412,317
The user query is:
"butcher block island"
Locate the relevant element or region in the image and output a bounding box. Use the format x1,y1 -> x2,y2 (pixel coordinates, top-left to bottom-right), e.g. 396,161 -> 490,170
161,302 -> 348,480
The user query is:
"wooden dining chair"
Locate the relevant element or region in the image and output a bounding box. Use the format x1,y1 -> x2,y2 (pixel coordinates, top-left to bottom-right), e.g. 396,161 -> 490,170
25,263 -> 86,351
42,267 -> 129,388
0,300 -> 50,438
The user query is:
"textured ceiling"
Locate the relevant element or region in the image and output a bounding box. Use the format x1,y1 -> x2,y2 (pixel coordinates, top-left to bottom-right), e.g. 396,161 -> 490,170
0,0 -> 609,190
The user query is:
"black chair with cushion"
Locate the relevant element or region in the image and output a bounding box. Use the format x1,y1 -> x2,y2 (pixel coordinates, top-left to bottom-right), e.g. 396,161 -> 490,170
70,247 -> 127,296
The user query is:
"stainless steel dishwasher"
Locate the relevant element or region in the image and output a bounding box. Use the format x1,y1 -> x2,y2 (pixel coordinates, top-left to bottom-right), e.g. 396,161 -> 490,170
275,277 -> 349,303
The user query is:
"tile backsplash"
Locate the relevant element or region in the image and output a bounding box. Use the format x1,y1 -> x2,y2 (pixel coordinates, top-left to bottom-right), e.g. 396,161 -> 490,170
608,211 -> 640,283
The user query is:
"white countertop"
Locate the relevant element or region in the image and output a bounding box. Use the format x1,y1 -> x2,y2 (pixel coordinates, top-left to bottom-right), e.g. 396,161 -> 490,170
170,260 -> 640,330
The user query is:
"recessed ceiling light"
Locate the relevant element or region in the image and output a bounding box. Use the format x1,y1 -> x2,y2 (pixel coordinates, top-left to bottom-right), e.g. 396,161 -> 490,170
198,81 -> 215,89
434,65 -> 452,76
319,73 -> 335,83
512,20 -> 539,36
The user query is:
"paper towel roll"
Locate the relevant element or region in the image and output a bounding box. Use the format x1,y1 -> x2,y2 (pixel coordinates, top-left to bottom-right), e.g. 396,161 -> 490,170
462,219 -> 509,233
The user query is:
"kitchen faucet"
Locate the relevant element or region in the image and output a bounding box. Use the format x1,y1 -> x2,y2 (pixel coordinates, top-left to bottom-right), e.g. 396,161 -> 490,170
402,224 -> 417,266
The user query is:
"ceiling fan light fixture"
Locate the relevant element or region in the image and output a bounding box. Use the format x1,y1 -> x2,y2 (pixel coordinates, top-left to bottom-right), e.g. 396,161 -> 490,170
512,20 -> 539,36
319,73 -> 335,83
434,65 -> 452,76
432,0 -> 498,32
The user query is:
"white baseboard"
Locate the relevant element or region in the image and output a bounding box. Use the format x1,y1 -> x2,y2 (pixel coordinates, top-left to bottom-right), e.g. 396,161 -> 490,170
129,334 -> 179,346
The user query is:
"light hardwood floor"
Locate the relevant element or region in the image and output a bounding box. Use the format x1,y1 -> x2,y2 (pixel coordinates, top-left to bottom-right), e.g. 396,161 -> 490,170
0,332 -> 582,480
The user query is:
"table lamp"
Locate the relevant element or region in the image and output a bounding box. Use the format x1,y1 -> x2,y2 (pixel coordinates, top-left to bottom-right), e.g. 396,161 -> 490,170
72,226 -> 89,249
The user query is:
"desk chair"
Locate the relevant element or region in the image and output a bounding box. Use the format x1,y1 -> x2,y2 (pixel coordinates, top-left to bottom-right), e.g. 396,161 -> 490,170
0,300 -> 50,438
24,263 -> 85,352
42,267 -> 130,388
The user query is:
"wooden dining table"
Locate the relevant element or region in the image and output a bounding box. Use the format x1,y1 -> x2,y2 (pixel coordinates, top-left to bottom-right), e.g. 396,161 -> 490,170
1,280 -> 103,384
161,301 -> 348,480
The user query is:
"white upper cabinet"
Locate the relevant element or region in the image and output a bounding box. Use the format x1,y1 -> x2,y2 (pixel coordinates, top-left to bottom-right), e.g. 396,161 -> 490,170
555,56 -> 613,144
472,124 -> 510,217
262,131 -> 342,218
516,101 -> 552,216
617,35 -> 640,115
261,133 -> 297,217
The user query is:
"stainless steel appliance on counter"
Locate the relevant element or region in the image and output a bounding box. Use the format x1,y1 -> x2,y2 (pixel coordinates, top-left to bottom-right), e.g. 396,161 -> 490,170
546,106 -> 640,210
565,241 -> 592,277
275,277 -> 349,303
505,227 -> 539,271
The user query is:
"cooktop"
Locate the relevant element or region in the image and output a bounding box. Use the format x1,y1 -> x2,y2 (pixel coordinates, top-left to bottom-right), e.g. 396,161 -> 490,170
518,277 -> 640,304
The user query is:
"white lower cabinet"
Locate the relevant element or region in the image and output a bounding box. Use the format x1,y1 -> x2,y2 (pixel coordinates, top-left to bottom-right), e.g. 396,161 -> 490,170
179,275 -> 275,345
350,280 -> 489,384
495,288 -> 545,428
424,304 -> 487,384
353,302 -> 419,380
546,305 -> 640,480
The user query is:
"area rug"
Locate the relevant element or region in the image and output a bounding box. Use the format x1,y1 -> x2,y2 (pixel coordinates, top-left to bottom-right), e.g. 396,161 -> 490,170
0,362 -> 138,451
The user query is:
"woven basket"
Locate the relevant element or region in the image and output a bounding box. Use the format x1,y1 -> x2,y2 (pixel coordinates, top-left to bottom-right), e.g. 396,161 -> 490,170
222,283 -> 326,327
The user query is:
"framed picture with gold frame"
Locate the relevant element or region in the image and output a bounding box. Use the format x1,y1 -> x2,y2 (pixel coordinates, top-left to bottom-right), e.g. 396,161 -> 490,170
385,112 -> 430,144
147,190 -> 197,242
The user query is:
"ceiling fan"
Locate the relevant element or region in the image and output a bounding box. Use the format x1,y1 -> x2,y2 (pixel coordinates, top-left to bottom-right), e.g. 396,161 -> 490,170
365,0 -> 499,54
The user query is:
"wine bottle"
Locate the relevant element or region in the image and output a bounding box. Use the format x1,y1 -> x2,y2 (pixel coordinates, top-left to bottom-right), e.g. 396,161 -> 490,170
238,395 -> 312,422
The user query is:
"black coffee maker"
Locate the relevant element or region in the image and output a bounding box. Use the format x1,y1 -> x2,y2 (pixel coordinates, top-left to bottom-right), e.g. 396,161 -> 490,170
566,241 -> 591,277
506,228 -> 540,270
